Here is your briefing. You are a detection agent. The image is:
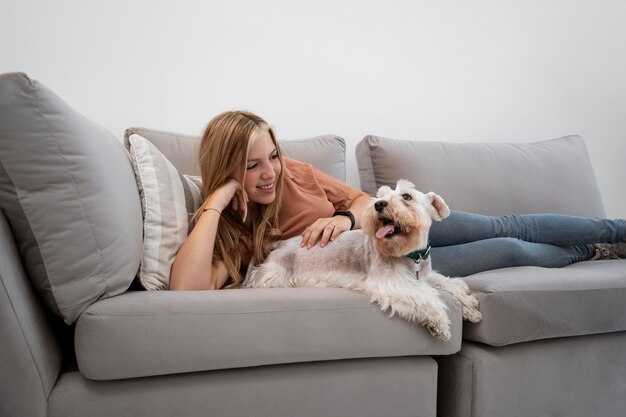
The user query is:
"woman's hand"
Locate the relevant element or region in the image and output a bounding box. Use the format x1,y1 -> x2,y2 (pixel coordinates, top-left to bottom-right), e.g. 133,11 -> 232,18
301,215 -> 352,249
205,178 -> 246,214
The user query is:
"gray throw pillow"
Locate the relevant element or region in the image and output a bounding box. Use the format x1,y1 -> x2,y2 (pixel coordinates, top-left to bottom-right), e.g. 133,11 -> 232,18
0,72 -> 143,324
356,135 -> 606,217
127,134 -> 203,290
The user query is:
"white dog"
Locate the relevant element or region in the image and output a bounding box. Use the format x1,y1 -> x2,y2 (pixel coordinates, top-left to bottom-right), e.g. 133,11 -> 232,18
244,180 -> 481,341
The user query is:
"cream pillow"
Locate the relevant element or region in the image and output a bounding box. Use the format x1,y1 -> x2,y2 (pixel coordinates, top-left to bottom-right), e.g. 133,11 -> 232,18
127,134 -> 203,290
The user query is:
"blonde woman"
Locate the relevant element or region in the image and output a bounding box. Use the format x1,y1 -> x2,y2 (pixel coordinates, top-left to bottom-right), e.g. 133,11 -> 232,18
170,111 -> 370,290
171,111 -> 626,290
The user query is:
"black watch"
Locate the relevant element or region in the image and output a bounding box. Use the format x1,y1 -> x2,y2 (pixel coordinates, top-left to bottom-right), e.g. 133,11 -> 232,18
333,210 -> 355,230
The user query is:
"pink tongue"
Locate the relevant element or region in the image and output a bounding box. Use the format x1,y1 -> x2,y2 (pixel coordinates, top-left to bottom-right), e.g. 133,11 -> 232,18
376,225 -> 395,239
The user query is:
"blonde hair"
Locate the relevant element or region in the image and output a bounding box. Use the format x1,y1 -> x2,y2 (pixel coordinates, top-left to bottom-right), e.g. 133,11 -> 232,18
193,111 -> 284,288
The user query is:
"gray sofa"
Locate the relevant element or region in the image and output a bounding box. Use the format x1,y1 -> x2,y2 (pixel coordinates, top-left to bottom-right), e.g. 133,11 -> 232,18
1,73 -> 461,417
1,72 -> 624,417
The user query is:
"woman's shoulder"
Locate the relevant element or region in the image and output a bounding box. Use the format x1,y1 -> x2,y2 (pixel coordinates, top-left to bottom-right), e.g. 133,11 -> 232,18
281,157 -> 323,195
283,157 -> 314,176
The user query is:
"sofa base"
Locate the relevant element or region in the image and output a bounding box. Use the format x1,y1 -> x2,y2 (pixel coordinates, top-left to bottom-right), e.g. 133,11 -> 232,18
49,356 -> 438,417
436,331 -> 626,417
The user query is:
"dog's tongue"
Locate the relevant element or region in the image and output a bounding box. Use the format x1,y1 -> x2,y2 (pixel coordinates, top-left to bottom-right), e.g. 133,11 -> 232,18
376,224 -> 395,239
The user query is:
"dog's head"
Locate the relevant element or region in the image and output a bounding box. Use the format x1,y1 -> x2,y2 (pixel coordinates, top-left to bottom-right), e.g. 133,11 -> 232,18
361,179 -> 450,257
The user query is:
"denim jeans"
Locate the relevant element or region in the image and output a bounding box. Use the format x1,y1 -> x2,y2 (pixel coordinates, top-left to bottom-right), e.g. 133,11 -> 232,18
429,211 -> 626,277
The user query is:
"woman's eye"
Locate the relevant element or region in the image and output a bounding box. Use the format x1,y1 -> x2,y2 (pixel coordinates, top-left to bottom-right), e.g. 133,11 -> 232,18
271,153 -> 279,159
402,193 -> 412,201
247,163 -> 258,170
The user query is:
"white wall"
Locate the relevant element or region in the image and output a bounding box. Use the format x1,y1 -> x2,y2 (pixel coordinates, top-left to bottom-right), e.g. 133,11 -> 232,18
2,0 -> 625,216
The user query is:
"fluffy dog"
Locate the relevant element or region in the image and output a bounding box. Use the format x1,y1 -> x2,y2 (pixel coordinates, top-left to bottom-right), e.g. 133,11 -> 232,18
243,180 -> 481,341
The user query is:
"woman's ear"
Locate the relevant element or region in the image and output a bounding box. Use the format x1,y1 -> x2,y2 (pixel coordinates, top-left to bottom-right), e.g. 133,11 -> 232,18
425,192 -> 450,221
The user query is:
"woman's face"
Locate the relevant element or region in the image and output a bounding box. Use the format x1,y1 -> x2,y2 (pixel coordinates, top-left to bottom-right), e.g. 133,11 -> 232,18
239,130 -> 282,205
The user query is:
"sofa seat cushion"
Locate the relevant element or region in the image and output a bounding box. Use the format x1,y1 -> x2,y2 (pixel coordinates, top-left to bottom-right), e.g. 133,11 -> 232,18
75,288 -> 462,380
463,260 -> 626,346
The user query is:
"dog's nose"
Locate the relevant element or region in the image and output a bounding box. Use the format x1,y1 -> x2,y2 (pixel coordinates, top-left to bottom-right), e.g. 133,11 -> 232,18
374,200 -> 388,212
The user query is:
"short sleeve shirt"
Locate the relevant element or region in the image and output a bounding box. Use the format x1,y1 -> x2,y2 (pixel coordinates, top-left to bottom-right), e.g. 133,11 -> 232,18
278,158 -> 358,239
238,158 -> 363,266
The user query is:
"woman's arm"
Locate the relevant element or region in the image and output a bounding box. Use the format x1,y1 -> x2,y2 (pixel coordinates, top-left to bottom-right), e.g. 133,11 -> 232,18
169,209 -> 229,290
169,179 -> 242,290
300,189 -> 370,248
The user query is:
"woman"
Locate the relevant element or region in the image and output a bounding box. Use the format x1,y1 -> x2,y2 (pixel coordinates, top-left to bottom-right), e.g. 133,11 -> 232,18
170,111 -> 626,290
170,111 -> 370,290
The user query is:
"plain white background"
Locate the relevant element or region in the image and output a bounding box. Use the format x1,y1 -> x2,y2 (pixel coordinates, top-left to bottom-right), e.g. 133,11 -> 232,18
2,0 -> 625,216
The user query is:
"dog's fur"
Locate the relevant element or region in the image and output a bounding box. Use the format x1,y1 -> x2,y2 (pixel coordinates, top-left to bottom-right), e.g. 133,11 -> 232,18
243,180 -> 481,341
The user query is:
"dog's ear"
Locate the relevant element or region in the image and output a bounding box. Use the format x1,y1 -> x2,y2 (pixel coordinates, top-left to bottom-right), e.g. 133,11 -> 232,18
425,192 -> 450,221
396,178 -> 416,190
376,185 -> 393,198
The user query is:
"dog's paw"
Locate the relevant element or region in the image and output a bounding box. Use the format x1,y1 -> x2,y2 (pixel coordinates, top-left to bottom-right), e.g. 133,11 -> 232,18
464,309 -> 482,323
426,321 -> 452,341
423,305 -> 452,341
463,303 -> 483,323
459,292 -> 482,323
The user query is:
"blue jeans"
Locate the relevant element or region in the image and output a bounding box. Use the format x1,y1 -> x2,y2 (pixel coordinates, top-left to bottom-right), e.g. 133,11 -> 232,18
429,211 -> 626,277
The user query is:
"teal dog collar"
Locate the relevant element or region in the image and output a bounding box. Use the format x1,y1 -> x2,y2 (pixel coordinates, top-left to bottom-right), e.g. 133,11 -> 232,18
406,241 -> 431,263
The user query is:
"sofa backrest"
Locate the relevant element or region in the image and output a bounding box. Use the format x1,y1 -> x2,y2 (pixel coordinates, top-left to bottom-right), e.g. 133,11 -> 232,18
0,210 -> 62,417
356,135 -> 606,217
124,127 -> 347,181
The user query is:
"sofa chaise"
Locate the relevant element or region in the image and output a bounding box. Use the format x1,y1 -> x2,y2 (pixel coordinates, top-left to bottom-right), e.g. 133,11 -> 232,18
357,134 -> 626,417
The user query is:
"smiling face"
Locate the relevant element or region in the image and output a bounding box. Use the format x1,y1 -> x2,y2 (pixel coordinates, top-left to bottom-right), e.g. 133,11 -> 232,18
239,129 -> 282,205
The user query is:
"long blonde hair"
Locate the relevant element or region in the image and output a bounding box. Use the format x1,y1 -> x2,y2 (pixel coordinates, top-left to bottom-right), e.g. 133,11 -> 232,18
193,111 -> 284,288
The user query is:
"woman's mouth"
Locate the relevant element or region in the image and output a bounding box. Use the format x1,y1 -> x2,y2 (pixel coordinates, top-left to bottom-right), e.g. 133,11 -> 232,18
257,183 -> 275,193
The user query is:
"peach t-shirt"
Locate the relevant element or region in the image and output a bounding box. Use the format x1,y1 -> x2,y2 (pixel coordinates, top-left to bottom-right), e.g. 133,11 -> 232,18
278,158 -> 358,239
237,158 -> 363,267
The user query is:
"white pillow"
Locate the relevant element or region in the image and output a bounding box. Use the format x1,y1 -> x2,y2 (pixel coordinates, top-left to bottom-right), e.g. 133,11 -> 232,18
127,134 -> 203,290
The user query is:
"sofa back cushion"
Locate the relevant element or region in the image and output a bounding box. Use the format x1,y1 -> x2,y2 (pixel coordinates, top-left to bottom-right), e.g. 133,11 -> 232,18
356,135 -> 605,217
124,127 -> 347,181
0,73 -> 143,324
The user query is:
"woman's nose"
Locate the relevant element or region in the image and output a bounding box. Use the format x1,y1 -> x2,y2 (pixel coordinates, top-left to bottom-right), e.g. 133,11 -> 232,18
260,163 -> 275,179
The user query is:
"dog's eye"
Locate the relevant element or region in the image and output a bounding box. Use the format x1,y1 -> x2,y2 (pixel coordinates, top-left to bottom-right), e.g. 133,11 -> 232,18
402,193 -> 412,201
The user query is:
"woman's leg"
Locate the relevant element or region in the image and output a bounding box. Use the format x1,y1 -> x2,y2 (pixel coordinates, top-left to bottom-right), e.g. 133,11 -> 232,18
430,211 -> 626,247
430,238 -> 594,277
